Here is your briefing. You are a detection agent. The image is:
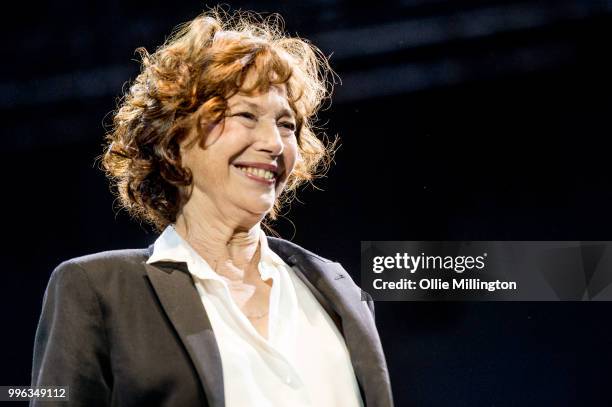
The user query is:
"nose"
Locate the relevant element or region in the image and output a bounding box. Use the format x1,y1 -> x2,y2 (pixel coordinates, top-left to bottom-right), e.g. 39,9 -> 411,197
254,119 -> 284,156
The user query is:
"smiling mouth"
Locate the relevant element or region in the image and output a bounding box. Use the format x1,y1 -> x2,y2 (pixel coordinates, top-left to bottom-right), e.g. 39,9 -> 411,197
233,164 -> 279,185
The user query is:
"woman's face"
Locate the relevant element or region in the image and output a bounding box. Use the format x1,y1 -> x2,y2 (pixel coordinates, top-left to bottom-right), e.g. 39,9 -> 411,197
180,82 -> 298,220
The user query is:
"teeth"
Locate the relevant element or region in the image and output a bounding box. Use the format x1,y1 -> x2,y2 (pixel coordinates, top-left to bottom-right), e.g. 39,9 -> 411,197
237,166 -> 275,180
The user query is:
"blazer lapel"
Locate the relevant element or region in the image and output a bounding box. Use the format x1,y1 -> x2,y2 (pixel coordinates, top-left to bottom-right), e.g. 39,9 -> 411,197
143,260 -> 224,407
268,238 -> 393,407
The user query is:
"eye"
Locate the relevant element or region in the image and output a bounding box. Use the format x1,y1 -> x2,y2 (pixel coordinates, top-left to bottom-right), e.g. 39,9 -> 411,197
278,121 -> 296,131
233,112 -> 257,121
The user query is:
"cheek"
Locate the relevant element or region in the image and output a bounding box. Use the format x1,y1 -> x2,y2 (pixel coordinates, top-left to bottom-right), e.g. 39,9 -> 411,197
284,140 -> 299,171
182,149 -> 222,190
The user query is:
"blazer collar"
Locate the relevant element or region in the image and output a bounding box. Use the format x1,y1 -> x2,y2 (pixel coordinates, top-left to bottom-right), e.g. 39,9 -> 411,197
143,259 -> 224,407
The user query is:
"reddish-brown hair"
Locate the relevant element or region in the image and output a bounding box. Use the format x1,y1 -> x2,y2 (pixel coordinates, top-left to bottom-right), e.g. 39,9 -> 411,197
102,9 -> 337,231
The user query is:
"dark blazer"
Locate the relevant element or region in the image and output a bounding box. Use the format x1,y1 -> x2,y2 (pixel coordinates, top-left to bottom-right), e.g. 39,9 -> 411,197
31,237 -> 393,407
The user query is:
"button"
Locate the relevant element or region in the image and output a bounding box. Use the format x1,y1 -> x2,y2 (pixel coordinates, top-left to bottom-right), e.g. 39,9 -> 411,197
285,376 -> 292,385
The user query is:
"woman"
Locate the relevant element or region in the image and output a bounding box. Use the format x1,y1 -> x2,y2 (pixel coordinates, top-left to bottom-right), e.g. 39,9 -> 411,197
31,9 -> 393,407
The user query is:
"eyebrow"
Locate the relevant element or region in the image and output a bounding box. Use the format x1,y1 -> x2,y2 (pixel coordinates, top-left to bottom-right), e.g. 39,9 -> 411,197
230,100 -> 295,121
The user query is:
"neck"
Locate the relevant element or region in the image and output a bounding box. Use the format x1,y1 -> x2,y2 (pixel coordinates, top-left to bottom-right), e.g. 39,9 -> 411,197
173,192 -> 263,279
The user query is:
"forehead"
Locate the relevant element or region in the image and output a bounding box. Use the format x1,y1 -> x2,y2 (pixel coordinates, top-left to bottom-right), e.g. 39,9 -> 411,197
228,84 -> 291,112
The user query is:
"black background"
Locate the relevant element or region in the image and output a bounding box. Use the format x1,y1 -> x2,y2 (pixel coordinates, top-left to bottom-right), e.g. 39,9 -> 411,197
3,0 -> 612,405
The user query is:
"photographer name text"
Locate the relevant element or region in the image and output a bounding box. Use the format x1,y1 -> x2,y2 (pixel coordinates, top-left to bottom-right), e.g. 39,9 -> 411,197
371,253 -> 517,292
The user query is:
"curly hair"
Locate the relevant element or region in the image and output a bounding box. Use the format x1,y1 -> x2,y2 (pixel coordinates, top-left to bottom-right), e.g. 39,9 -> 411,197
102,8 -> 337,231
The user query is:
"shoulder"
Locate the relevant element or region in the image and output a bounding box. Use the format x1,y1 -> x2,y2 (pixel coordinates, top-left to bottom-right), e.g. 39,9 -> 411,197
50,248 -> 151,287
59,248 -> 150,270
268,236 -> 376,318
267,236 -> 360,285
267,236 -> 337,264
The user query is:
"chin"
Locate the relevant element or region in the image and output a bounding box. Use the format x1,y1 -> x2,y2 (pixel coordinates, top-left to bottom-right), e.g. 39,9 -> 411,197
241,201 -> 274,217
